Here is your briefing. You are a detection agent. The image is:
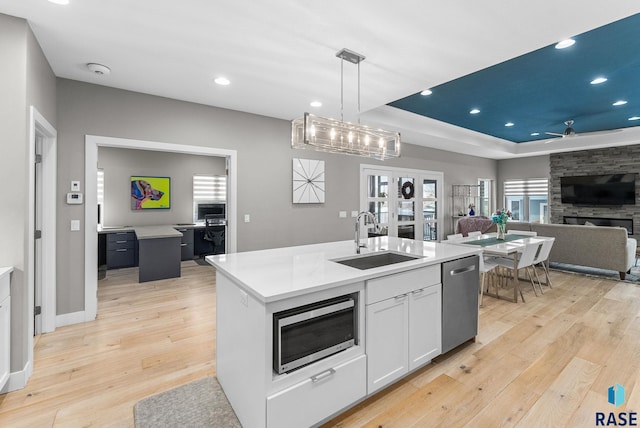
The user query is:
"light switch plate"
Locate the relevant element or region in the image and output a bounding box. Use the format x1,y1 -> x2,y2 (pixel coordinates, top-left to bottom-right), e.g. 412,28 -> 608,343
71,181 -> 81,192
351,211 -> 359,218
339,211 -> 347,218
244,214 -> 251,223
70,220 -> 80,231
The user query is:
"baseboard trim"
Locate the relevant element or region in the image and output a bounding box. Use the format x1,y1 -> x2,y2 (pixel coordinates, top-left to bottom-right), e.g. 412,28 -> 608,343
1,359 -> 32,393
56,310 -> 88,327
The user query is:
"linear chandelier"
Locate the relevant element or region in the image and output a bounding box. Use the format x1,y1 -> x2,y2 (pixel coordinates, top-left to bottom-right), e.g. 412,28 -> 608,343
291,49 -> 401,161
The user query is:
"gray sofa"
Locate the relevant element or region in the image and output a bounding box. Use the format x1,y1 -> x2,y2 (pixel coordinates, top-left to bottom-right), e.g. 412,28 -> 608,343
503,222 -> 637,280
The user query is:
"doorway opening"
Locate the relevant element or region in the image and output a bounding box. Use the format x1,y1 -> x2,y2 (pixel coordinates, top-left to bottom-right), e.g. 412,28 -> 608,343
84,135 -> 237,322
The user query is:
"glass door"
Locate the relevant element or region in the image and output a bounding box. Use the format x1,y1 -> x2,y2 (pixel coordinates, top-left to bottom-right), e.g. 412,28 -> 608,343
395,175 -> 417,239
365,171 -> 390,237
362,166 -> 442,241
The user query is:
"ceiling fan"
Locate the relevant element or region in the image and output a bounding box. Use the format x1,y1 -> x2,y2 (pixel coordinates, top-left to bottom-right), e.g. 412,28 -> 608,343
545,120 -> 577,139
544,119 -> 620,143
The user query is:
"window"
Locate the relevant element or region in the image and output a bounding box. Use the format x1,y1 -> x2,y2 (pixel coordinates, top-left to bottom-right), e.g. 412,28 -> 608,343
193,175 -> 227,222
503,178 -> 549,223
97,169 -> 104,225
477,179 -> 492,217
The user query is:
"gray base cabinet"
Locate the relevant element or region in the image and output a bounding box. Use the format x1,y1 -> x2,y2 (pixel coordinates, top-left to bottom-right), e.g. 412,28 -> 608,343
106,232 -> 137,269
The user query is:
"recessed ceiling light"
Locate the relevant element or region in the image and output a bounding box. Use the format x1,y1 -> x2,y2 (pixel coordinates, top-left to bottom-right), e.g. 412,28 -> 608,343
555,39 -> 575,49
214,77 -> 230,86
469,109 -> 480,115
48,0 -> 70,4
629,116 -> 640,121
590,77 -> 607,85
613,100 -> 628,106
531,132 -> 540,136
505,122 -> 514,127
310,101 -> 322,108
420,89 -> 432,96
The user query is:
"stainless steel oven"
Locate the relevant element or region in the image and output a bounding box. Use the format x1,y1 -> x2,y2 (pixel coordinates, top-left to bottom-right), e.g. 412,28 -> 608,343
273,294 -> 357,374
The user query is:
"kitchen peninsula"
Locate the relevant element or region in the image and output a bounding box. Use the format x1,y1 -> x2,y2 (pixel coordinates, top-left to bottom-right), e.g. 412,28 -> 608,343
207,236 -> 481,428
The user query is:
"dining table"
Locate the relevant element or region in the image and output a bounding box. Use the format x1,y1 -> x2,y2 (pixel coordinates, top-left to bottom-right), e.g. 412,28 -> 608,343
444,232 -> 553,303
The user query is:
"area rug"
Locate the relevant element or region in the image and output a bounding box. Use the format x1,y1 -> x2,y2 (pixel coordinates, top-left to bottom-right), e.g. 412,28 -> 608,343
134,377 -> 241,428
550,262 -> 640,283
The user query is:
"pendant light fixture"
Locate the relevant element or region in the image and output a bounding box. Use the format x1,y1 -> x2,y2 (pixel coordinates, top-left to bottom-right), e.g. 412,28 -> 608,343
291,49 -> 401,160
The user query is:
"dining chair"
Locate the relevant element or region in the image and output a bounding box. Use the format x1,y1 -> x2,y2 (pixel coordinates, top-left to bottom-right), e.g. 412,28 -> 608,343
479,254 -> 498,307
506,230 -> 537,236
468,231 -> 482,237
446,233 -> 464,241
492,242 -> 542,302
532,237 -> 555,289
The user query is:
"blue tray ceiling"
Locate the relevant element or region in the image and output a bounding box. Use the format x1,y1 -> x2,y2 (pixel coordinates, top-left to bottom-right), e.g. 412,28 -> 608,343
388,13 -> 640,143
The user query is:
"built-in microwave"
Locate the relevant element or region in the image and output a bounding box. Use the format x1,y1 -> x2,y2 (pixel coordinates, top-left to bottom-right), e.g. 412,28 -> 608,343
273,294 -> 357,374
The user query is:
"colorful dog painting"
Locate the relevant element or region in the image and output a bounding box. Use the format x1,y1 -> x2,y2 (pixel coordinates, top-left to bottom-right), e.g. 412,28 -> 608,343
131,178 -> 167,210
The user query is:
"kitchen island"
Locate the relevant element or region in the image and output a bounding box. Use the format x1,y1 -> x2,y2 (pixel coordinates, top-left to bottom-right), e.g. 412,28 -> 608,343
206,236 -> 480,428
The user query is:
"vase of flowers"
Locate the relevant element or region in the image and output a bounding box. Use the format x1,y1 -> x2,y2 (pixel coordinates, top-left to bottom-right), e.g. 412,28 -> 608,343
468,203 -> 475,216
492,209 -> 511,240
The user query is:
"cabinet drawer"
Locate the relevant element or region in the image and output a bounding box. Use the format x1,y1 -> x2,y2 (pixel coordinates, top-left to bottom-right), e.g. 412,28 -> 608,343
176,228 -> 194,245
107,249 -> 135,268
107,240 -> 135,250
267,354 -> 366,428
366,265 -> 440,304
107,232 -> 135,242
180,242 -> 194,260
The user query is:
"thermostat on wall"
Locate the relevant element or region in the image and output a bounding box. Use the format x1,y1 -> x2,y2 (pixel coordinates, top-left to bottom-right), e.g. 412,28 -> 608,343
66,192 -> 83,204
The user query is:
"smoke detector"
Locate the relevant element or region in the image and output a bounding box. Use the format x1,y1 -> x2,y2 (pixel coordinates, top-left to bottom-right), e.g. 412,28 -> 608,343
86,63 -> 111,76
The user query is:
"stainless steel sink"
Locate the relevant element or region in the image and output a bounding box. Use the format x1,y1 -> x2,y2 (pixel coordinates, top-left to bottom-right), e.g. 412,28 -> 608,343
332,251 -> 422,270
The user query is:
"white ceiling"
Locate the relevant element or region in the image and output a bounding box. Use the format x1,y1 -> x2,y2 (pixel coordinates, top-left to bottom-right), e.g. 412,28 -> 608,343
3,0 -> 640,159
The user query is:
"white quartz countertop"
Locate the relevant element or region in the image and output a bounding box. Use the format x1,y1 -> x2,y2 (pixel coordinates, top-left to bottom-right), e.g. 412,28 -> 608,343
134,225 -> 183,240
206,237 -> 480,303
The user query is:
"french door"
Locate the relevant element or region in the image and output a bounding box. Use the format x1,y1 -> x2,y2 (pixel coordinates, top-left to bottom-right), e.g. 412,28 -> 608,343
360,166 -> 443,241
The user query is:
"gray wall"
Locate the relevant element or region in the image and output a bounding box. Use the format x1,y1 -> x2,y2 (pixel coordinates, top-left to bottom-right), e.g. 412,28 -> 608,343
0,14 -> 56,375
56,78 -> 497,315
98,147 -> 226,226
497,155 -> 550,207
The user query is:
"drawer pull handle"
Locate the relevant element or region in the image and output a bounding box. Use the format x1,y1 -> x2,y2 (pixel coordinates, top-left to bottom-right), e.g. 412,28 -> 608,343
450,265 -> 476,276
395,293 -> 407,301
180,243 -> 188,247
116,249 -> 127,252
311,368 -> 336,383
412,289 -> 423,295
116,232 -> 128,235
116,240 -> 127,244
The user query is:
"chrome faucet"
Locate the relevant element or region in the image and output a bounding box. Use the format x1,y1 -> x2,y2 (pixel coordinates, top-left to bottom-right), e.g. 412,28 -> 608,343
355,211 -> 379,254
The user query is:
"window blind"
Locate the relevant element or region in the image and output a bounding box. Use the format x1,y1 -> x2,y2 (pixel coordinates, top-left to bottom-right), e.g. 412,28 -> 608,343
503,178 -> 548,196
97,170 -> 104,205
193,175 -> 226,202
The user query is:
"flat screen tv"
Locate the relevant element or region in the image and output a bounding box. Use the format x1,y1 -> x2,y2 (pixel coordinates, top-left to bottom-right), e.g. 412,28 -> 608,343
560,174 -> 636,205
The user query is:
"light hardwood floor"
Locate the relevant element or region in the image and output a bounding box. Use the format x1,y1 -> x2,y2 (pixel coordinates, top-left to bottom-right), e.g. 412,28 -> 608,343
1,261 -> 639,427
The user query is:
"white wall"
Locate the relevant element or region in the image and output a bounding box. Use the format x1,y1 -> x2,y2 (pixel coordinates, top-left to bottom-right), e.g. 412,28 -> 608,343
98,147 -> 226,226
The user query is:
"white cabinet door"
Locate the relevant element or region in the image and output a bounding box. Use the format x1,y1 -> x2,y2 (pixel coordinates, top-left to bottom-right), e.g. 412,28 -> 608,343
0,295 -> 10,390
408,284 -> 442,371
366,295 -> 409,394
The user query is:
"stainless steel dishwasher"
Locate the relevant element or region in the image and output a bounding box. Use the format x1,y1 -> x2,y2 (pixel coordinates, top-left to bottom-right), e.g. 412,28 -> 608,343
441,255 -> 479,354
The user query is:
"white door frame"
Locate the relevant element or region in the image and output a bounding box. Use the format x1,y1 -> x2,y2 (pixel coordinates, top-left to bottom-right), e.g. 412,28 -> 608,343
22,107 -> 57,388
84,135 -> 238,322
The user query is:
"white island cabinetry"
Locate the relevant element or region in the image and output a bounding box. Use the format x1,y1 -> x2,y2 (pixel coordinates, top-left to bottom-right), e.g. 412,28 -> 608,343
366,265 -> 441,394
208,237 -> 479,428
